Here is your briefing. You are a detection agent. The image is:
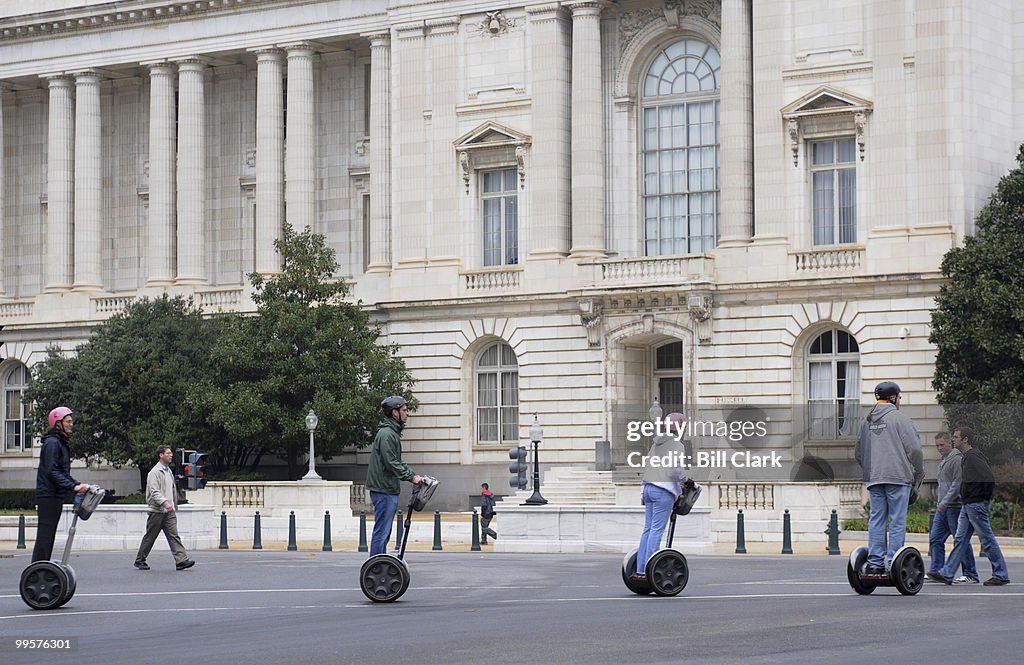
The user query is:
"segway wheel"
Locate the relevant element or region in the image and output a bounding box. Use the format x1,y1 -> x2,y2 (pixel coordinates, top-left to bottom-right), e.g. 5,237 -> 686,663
359,555 -> 410,603
647,549 -> 689,597
55,564 -> 77,609
621,550 -> 652,595
891,547 -> 925,596
847,547 -> 876,595
20,561 -> 70,610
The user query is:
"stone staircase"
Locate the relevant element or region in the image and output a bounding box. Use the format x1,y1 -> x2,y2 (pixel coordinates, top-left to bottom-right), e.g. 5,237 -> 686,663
506,466 -> 617,506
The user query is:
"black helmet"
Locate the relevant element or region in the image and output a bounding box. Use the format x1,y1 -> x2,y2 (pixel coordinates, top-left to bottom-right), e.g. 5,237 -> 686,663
381,395 -> 408,417
874,381 -> 901,402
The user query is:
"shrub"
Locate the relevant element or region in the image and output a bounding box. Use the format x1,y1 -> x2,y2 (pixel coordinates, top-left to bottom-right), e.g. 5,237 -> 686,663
0,489 -> 37,510
115,492 -> 148,504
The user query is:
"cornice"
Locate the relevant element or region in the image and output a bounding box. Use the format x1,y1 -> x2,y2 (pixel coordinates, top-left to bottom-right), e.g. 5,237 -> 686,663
0,0 -> 288,43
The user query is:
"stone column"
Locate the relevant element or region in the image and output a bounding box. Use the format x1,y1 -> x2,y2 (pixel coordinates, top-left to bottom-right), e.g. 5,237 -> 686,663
44,75 -> 75,292
146,62 -> 177,286
365,31 -> 392,273
254,48 -> 285,275
568,1 -> 607,259
718,0 -> 754,246
71,71 -> 103,291
285,43 -> 317,232
175,57 -> 207,285
0,83 -> 6,296
526,4 -> 571,259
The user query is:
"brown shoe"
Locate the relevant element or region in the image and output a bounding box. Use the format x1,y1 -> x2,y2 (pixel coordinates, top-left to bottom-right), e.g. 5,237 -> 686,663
983,577 -> 1010,586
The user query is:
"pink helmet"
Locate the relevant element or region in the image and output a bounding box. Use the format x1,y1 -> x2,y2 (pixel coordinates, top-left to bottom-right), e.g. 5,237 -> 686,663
48,406 -> 74,429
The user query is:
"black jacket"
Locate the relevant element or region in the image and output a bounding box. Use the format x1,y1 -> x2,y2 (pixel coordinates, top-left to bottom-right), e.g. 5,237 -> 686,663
960,447 -> 995,504
35,433 -> 78,499
480,491 -> 496,518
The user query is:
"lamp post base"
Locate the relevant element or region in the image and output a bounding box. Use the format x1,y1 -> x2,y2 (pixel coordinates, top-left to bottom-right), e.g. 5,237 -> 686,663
299,471 -> 324,482
524,492 -> 548,505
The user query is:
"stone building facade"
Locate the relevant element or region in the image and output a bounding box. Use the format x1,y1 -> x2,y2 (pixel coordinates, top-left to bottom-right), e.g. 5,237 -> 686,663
1,1 -> 1021,505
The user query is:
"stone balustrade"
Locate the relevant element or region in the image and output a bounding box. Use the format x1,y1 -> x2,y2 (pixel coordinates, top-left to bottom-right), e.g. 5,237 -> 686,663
791,246 -> 864,273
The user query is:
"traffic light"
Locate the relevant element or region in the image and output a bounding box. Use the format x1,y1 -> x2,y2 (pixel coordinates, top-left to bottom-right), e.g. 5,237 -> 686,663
508,446 -> 527,490
187,452 -> 207,490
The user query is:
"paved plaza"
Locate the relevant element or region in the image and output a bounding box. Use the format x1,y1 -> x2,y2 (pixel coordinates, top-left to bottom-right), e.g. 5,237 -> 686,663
1,550 -> 1021,665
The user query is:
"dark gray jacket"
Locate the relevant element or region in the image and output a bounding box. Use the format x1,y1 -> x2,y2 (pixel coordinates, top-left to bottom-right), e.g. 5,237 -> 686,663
854,403 -> 924,488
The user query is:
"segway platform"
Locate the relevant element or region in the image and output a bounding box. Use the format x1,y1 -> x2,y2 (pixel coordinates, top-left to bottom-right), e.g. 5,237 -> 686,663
622,483 -> 700,597
359,476 -> 439,603
847,545 -> 924,596
20,485 -> 107,610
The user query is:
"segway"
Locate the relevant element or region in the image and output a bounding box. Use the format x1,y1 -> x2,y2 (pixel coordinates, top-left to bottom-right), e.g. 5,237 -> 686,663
622,483 -> 701,597
359,476 -> 439,602
847,545 -> 925,596
20,485 -> 107,610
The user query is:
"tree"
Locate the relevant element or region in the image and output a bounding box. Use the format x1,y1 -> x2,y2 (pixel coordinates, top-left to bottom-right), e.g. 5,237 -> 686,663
25,296 -> 224,490
189,224 -> 415,479
930,144 -> 1024,463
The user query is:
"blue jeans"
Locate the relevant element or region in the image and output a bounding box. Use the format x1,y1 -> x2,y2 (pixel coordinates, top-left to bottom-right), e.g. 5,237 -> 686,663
940,502 -> 1010,581
867,484 -> 910,569
637,484 -> 675,575
929,505 -> 977,579
369,491 -> 400,556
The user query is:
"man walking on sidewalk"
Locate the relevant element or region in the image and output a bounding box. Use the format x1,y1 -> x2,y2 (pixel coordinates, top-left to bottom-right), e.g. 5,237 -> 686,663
927,431 -> 978,583
480,483 -> 498,544
938,427 -> 1010,586
134,446 -> 195,571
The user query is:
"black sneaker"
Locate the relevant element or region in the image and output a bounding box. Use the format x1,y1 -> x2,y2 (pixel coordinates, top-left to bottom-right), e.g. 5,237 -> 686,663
925,572 -> 945,582
863,565 -> 886,576
134,561 -> 150,571
983,577 -> 1010,586
176,559 -> 196,571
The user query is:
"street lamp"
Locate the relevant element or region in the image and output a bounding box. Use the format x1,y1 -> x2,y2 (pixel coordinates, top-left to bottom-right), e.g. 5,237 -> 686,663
649,397 -> 663,423
300,409 -> 323,482
524,414 -> 548,505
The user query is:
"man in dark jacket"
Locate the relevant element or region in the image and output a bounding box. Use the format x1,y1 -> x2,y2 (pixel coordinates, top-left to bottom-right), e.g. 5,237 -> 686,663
854,382 -> 924,575
34,406 -> 90,562
938,427 -> 1010,586
480,483 -> 498,544
366,396 -> 423,556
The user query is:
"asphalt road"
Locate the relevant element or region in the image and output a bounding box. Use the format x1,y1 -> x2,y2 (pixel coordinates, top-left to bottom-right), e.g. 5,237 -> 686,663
0,550 -> 1020,665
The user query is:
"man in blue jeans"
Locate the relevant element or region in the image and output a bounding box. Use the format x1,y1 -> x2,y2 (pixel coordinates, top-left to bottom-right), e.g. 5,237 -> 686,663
927,431 -> 978,583
938,427 -> 1011,586
855,382 -> 924,575
366,396 -> 423,556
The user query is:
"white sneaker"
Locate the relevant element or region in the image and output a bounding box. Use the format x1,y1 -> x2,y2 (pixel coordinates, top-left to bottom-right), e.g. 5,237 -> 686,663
952,576 -> 979,585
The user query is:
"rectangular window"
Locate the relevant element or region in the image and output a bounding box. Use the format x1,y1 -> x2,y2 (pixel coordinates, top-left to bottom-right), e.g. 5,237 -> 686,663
3,389 -> 27,452
810,138 -> 856,245
642,101 -> 720,256
481,168 -> 518,267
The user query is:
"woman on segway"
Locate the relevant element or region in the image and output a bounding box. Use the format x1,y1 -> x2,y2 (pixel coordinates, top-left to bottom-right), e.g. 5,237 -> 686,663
630,412 -> 694,585
33,407 -> 90,563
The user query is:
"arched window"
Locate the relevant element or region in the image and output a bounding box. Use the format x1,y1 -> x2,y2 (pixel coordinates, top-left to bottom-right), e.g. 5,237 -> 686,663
642,39 -> 720,256
3,363 -> 30,452
807,329 -> 860,439
476,342 -> 519,444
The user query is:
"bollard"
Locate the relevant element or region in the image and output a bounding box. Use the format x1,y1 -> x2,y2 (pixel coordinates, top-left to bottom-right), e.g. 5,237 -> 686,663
219,511 -> 229,550
781,509 -> 793,554
433,511 -> 443,551
322,511 -> 333,552
287,511 -> 297,551
252,511 -> 263,550
16,513 -> 26,549
735,509 -> 747,554
395,510 -> 404,549
928,509 -> 935,533
358,511 -> 368,553
471,510 -> 481,552
826,509 -> 841,555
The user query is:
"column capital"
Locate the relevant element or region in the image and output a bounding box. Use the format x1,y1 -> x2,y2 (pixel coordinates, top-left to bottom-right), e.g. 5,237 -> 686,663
249,46 -> 284,58
564,0 -> 610,17
425,17 -> 461,36
360,30 -> 391,47
71,69 -> 103,83
281,41 -> 318,57
143,61 -> 177,77
173,56 -> 210,69
526,3 -> 567,21
41,74 -> 73,87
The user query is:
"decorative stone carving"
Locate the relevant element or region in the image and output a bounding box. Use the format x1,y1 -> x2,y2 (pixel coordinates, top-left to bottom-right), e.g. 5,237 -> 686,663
787,119 -> 800,167
854,111 -> 867,161
781,86 -> 873,168
687,293 -> 713,344
578,297 -> 604,348
454,121 -> 531,195
469,10 -> 517,37
515,145 -> 526,189
244,148 -> 256,168
459,151 -> 471,193
618,1 -> 721,59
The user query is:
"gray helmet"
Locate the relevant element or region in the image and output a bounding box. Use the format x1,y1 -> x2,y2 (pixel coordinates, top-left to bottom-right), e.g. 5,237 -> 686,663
381,395 -> 408,417
874,381 -> 901,402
